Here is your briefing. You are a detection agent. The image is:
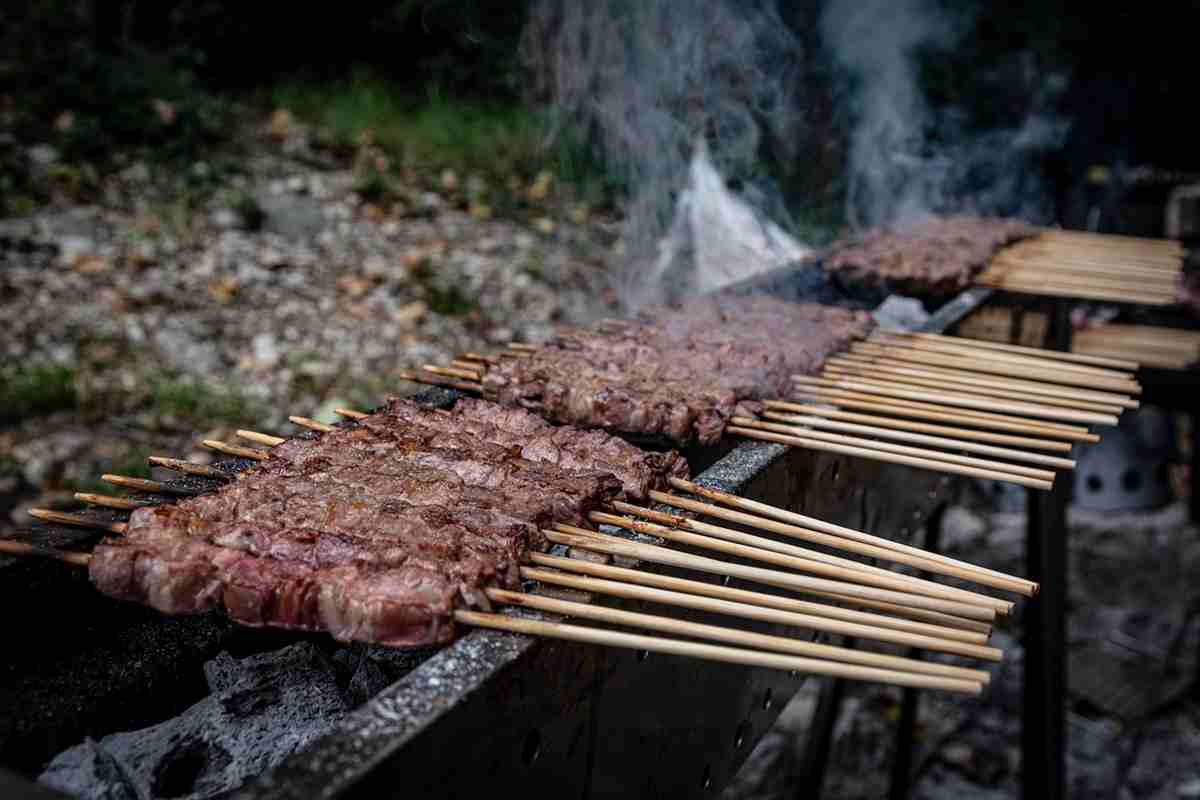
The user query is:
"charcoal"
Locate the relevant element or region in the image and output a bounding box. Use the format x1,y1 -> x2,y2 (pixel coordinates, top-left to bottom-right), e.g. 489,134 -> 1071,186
40,643 -> 352,800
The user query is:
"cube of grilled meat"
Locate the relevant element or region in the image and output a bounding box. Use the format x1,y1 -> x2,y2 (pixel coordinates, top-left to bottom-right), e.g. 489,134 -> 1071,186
824,215 -> 1039,294
88,399 -> 630,648
482,296 -> 873,445
371,396 -> 689,500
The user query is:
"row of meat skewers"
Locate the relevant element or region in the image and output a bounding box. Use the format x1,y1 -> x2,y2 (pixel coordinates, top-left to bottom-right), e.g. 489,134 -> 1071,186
419,329 -> 1141,492
4,400 -> 1036,697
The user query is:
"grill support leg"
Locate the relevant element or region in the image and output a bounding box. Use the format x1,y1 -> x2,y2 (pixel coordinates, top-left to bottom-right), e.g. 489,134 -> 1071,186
797,644 -> 853,798
1191,411 -> 1200,523
1022,299 -> 1071,800
887,504 -> 946,800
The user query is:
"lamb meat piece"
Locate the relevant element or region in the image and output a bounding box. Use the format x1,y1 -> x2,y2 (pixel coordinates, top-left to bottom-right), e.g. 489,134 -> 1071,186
481,296 -> 872,444
824,215 -> 1039,294
371,396 -> 689,499
86,398 -> 632,648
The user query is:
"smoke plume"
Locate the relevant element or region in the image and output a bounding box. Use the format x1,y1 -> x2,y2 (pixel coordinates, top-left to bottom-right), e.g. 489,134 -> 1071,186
821,0 -> 1069,228
524,0 -> 811,311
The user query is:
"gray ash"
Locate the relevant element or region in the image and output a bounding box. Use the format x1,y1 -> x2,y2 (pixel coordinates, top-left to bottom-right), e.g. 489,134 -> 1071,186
38,641 -> 413,800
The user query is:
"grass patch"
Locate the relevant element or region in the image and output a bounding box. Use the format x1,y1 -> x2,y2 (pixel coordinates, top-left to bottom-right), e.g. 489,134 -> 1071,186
70,452 -> 153,495
0,365 -> 78,425
151,379 -> 261,425
271,68 -> 612,206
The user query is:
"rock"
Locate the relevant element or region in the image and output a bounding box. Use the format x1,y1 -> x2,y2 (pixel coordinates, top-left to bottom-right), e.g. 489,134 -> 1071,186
27,144 -> 60,175
251,332 -> 279,368
440,169 -> 459,191
534,217 -> 556,235
119,161 -> 151,184
256,193 -> 325,240
211,208 -> 240,229
942,743 -> 974,768
55,235 -> 96,268
393,300 -> 427,327
1179,778 -> 1200,798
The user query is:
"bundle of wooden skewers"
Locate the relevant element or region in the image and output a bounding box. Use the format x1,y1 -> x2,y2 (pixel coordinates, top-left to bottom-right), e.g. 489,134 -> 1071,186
976,230 -> 1184,306
747,330 -> 1141,490
3,401 -> 1037,698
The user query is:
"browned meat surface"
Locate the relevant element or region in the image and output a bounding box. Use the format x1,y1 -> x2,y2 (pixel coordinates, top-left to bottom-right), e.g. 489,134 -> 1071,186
823,215 -> 1039,294
87,398 -> 643,648
482,295 -> 874,444
373,396 -> 688,500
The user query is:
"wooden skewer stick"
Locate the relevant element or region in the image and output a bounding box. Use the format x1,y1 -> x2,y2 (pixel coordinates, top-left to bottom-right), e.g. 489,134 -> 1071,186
202,439 -> 270,461
547,526 -> 996,622
455,610 -> 982,695
763,404 -> 1074,453
823,365 -> 1126,415
758,412 -> 1076,469
595,506 -> 1012,612
869,333 -> 1137,380
507,342 -> 539,352
75,492 -> 148,510
236,430 -> 286,447
398,370 -> 483,393
782,392 -> 1101,442
974,276 -> 1177,307
423,364 -> 482,382
334,408 -> 368,420
649,487 -> 1033,595
103,474 -> 202,495
528,553 -> 989,645
449,359 -> 485,373
729,425 -> 1054,491
0,539 -> 92,566
794,375 -> 1119,426
667,477 -> 1037,593
799,589 -> 992,633
491,586 -> 991,682
796,384 -> 1094,434
517,569 -> 996,667
459,352 -> 499,365
852,342 -> 1141,394
733,416 -> 1057,483
289,415 -> 335,433
608,499 -> 1012,602
148,457 -> 231,480
882,332 -> 1139,371
828,354 -> 1138,408
28,509 -> 127,534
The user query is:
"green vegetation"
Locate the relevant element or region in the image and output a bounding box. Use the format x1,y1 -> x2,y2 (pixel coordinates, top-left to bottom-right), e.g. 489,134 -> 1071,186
273,69 -> 612,207
151,378 -> 262,426
70,451 -> 153,495
0,365 -> 78,424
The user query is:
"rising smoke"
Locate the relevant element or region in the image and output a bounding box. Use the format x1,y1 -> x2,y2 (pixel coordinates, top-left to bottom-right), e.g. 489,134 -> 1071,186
821,0 -> 1069,228
523,0 -> 810,311
524,0 -> 1070,310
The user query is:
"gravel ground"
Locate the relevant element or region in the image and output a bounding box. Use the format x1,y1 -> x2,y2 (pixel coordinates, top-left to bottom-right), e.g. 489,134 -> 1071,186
0,116 -> 619,529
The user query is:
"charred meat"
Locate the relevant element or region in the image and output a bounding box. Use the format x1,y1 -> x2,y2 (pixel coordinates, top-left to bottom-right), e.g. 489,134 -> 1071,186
482,295 -> 874,444
89,398 -> 685,648
824,215 -> 1038,294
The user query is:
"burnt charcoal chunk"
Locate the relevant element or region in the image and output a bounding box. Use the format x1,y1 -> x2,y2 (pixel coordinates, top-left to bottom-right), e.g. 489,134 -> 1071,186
40,643 -> 350,800
481,296 -> 874,444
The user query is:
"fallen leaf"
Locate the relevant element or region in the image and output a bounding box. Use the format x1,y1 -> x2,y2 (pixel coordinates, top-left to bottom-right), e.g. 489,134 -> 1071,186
208,277 -> 239,303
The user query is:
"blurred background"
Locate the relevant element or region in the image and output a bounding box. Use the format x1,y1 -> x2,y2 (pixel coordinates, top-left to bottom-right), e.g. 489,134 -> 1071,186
3,3 -> 1200,797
